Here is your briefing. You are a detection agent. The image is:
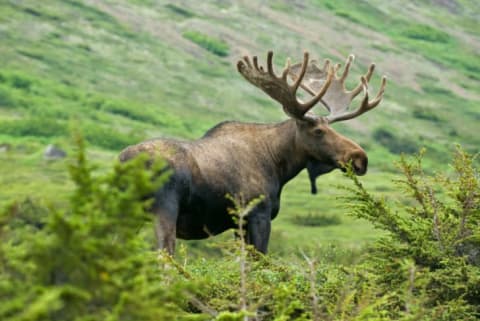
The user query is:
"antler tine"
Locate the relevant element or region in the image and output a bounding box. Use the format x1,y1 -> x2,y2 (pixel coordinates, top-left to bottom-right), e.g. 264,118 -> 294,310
253,56 -> 260,71
300,66 -> 334,110
292,51 -> 309,92
340,55 -> 354,83
287,53 -> 387,123
242,55 -> 252,68
281,57 -> 291,80
267,51 -> 275,76
350,63 -> 376,98
326,75 -> 387,123
333,63 -> 342,74
365,75 -> 387,108
237,51 -> 333,120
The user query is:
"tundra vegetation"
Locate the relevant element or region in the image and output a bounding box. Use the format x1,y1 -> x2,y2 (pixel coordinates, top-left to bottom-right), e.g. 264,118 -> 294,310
0,0 -> 479,320
1,137 -> 478,320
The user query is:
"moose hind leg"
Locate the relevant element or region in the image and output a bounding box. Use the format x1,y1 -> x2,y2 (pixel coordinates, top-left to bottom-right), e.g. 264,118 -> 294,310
153,202 -> 178,255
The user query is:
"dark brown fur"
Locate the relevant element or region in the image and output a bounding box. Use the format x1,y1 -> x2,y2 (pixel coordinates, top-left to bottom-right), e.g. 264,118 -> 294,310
119,118 -> 367,254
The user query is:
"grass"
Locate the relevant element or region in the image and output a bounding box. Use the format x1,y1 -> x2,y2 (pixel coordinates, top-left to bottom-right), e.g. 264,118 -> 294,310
289,212 -> 342,227
0,0 -> 478,255
183,30 -> 230,57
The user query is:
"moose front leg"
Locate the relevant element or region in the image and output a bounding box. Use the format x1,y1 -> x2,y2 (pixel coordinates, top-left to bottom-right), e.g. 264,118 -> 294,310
246,211 -> 272,254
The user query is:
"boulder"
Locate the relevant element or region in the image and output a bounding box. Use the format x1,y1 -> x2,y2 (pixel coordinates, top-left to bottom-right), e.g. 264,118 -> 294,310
44,144 -> 66,160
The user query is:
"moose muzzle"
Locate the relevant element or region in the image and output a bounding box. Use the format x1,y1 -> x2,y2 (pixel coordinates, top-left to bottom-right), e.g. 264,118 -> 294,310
344,150 -> 368,176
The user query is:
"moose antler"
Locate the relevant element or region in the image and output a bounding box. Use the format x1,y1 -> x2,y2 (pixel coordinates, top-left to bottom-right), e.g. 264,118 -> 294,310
288,54 -> 387,123
237,51 -> 334,120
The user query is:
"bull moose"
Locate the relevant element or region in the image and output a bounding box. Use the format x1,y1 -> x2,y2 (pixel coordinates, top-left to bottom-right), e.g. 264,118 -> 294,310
119,51 -> 387,254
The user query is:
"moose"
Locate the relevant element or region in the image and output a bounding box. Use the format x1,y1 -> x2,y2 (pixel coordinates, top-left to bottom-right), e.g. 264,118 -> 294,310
119,51 -> 386,254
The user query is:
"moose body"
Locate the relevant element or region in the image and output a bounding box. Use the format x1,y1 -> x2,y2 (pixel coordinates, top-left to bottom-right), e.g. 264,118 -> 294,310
120,51 -> 386,254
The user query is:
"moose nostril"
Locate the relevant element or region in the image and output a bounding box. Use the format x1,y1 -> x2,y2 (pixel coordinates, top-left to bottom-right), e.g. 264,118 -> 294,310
348,151 -> 368,175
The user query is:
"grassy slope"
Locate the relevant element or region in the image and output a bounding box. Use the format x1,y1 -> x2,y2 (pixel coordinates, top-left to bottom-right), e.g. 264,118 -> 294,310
0,0 -> 479,253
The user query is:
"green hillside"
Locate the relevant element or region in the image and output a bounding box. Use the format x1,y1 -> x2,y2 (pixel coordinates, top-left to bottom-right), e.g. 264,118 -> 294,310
0,0 -> 479,252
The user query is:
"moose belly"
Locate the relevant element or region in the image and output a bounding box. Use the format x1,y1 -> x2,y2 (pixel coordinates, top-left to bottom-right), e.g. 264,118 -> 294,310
175,197 -> 236,240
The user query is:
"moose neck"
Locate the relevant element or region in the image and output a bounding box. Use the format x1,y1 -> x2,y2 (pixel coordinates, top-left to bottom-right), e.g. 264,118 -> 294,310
263,119 -> 309,186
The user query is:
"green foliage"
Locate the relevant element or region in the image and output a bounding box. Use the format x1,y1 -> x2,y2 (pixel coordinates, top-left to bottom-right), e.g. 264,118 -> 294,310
373,128 -> 419,154
165,4 -> 195,18
289,212 -> 342,227
401,24 -> 452,43
1,136 -> 479,320
0,134 -> 199,321
340,147 -> 480,320
412,107 -> 442,122
183,30 -> 230,57
82,123 -> 144,150
0,0 -> 480,318
0,118 -> 68,137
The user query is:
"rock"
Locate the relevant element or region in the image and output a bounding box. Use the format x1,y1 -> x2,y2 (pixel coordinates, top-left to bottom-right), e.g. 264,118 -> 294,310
44,144 -> 66,160
0,143 -> 11,153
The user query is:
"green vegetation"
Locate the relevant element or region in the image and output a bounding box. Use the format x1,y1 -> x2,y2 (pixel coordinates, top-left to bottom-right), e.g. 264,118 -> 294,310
373,128 -> 419,155
289,212 -> 342,227
165,3 -> 195,18
2,140 -> 478,320
0,1 -> 479,318
183,30 -> 230,57
0,0 -> 477,246
339,147 -> 480,319
401,24 -> 452,43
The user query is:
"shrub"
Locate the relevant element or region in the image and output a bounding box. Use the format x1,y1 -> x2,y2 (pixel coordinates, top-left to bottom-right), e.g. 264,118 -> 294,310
0,117 -> 68,137
165,4 -> 194,18
10,74 -> 33,90
421,83 -> 455,96
82,123 -> 143,150
290,212 -> 342,227
373,128 -> 419,154
0,86 -> 17,108
0,134 -> 196,321
340,147 -> 480,320
401,24 -> 451,43
183,30 -> 229,57
1,135 -> 478,320
412,107 -> 442,122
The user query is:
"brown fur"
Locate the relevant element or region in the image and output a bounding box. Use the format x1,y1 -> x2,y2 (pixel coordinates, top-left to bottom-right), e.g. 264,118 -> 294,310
119,117 -> 367,254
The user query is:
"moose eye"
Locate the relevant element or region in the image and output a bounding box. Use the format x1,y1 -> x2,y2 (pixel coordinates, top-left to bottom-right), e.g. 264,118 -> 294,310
312,128 -> 325,137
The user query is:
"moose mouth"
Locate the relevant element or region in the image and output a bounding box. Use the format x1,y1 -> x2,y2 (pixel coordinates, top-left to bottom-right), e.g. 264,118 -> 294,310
336,161 -> 367,176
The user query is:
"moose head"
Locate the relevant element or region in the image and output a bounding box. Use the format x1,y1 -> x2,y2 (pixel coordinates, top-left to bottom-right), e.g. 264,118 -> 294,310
237,51 -> 386,177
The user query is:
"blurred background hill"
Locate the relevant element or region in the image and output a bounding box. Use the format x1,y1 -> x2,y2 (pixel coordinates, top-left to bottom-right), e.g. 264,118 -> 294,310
0,0 -> 479,253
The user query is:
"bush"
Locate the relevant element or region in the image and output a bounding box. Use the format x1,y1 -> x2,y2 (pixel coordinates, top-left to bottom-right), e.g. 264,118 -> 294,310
0,134 -> 193,321
401,24 -> 451,43
290,212 -> 342,227
412,107 -> 442,122
1,138 -> 478,320
340,147 -> 480,320
183,30 -> 229,57
0,86 -> 17,108
165,4 -> 194,18
0,118 -> 68,137
82,123 -> 143,150
373,128 -> 419,154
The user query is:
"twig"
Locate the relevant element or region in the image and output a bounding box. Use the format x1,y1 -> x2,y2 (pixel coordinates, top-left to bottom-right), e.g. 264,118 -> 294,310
301,250 -> 319,321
